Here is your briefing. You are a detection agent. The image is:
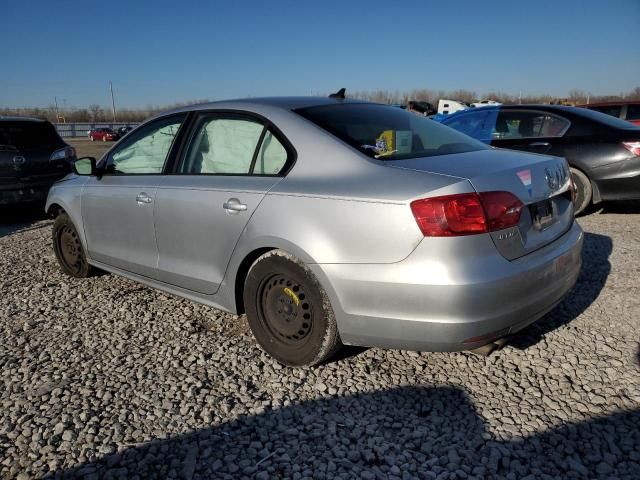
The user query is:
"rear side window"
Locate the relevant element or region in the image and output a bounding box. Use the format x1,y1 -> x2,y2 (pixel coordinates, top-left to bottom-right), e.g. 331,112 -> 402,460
626,105 -> 640,121
178,114 -> 290,175
296,103 -> 487,160
490,111 -> 570,139
0,121 -> 62,149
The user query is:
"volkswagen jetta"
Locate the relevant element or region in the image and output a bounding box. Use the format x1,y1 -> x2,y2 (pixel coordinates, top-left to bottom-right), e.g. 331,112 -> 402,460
46,97 -> 583,366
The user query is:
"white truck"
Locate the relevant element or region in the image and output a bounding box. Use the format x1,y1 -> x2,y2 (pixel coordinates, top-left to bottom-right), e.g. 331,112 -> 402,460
437,99 -> 470,115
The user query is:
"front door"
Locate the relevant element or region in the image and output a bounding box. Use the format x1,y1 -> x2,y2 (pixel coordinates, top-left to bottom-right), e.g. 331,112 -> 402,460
154,113 -> 291,294
81,113 -> 186,277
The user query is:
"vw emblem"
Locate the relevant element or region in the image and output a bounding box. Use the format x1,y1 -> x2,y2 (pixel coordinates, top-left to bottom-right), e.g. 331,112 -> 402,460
545,166 -> 564,191
12,155 -> 26,166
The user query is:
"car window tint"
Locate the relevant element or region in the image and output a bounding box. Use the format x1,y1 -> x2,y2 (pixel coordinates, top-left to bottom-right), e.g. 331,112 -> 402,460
626,105 -> 640,121
590,105 -> 622,118
296,104 -> 486,160
106,115 -> 184,175
254,130 -> 288,175
491,111 -> 569,139
181,117 -> 264,174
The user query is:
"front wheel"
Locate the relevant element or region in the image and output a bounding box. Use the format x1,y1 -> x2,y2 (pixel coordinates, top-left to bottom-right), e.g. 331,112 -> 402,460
570,167 -> 592,215
244,250 -> 342,367
52,213 -> 96,278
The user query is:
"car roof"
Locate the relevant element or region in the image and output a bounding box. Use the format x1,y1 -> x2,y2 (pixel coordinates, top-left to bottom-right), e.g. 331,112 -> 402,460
164,96 -> 369,115
0,116 -> 47,123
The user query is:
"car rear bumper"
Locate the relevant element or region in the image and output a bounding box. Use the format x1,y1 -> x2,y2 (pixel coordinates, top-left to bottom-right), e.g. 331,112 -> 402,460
592,156 -> 640,201
312,221 -> 583,352
0,182 -> 53,205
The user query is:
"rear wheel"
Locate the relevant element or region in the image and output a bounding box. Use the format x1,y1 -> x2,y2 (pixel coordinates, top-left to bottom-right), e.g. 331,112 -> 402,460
244,250 -> 342,367
52,213 -> 96,278
570,167 -> 592,215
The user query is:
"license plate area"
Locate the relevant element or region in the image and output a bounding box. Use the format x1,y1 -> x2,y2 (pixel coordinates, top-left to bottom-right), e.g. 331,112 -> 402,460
530,199 -> 556,231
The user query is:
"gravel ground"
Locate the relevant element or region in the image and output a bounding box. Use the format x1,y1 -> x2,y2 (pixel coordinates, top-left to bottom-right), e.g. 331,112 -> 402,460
1,203 -> 639,479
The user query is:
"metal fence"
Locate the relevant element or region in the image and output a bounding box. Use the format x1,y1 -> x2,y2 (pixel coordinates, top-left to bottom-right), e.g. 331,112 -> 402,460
54,122 -> 140,138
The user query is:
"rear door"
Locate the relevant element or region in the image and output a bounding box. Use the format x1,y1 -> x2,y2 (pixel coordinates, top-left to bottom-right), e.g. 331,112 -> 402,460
81,113 -> 186,277
154,112 -> 291,294
488,109 -> 571,156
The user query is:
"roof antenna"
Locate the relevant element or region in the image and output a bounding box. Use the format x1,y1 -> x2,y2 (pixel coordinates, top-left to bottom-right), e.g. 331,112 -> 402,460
329,88 -> 346,99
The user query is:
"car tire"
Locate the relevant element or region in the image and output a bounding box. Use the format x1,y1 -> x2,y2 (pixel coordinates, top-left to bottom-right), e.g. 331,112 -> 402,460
52,213 -> 96,278
570,167 -> 592,215
244,250 -> 342,367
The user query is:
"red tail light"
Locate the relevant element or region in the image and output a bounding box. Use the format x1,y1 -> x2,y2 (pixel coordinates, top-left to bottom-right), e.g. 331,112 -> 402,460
622,141 -> 640,157
410,191 -> 523,237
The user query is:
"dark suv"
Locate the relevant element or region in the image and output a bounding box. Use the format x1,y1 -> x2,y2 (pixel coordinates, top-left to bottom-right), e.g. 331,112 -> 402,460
0,117 -> 75,206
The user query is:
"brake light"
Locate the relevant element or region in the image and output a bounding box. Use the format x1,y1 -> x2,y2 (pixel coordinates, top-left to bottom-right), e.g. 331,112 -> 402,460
410,191 -> 523,237
622,141 -> 640,157
479,191 -> 524,231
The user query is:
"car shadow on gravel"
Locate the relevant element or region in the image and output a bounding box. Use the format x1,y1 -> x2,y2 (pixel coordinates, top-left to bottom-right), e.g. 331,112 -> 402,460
52,385 -> 639,479
0,204 -> 49,238
597,200 -> 640,214
508,231 -> 612,350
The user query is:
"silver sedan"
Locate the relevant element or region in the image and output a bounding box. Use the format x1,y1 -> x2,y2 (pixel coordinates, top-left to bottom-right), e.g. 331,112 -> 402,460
46,97 -> 583,366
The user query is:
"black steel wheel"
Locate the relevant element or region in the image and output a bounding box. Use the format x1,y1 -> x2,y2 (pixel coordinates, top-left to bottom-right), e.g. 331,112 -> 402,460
52,213 -> 95,278
244,250 -> 342,367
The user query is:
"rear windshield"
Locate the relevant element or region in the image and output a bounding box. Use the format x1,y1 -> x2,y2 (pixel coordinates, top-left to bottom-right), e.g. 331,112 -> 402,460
296,103 -> 487,160
0,121 -> 62,149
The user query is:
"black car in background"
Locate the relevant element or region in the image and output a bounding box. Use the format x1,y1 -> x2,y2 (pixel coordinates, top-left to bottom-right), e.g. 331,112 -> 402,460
440,105 -> 640,214
0,117 -> 75,206
117,125 -> 134,136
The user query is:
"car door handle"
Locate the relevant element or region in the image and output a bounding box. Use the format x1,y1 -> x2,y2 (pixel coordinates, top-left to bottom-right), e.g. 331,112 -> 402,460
223,198 -> 247,213
136,192 -> 153,205
529,142 -> 550,147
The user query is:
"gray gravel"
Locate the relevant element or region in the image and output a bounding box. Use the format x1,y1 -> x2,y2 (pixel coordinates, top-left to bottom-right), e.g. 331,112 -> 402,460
1,202 -> 639,479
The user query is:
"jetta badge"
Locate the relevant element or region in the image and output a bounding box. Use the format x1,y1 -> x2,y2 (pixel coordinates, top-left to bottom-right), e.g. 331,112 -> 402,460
12,155 -> 26,166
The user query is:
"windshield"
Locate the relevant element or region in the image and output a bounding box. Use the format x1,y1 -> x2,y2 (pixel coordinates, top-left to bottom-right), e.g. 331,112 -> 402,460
296,103 -> 487,160
0,121 -> 62,149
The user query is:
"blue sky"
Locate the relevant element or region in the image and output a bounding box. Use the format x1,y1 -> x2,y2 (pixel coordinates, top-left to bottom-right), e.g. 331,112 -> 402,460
2,0 -> 639,108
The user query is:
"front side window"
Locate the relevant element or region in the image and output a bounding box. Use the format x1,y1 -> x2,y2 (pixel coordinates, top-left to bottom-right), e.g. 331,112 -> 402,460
491,111 -> 570,139
104,114 -> 184,174
296,103 -> 487,160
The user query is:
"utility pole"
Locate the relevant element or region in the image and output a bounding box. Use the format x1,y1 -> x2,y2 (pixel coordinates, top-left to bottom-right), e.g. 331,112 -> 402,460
109,81 -> 117,123
54,96 -> 59,123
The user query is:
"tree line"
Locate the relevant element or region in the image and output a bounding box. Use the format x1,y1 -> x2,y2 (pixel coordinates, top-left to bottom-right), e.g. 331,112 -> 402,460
2,87 -> 639,123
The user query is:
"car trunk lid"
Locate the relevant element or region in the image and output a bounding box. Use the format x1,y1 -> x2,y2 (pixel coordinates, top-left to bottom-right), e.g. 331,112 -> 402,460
387,148 -> 574,260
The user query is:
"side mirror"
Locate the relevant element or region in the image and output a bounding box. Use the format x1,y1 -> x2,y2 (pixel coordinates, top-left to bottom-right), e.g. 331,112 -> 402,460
73,157 -> 97,176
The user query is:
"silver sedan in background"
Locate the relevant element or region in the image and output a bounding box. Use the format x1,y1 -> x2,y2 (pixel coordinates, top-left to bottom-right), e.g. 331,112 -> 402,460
46,97 -> 583,366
